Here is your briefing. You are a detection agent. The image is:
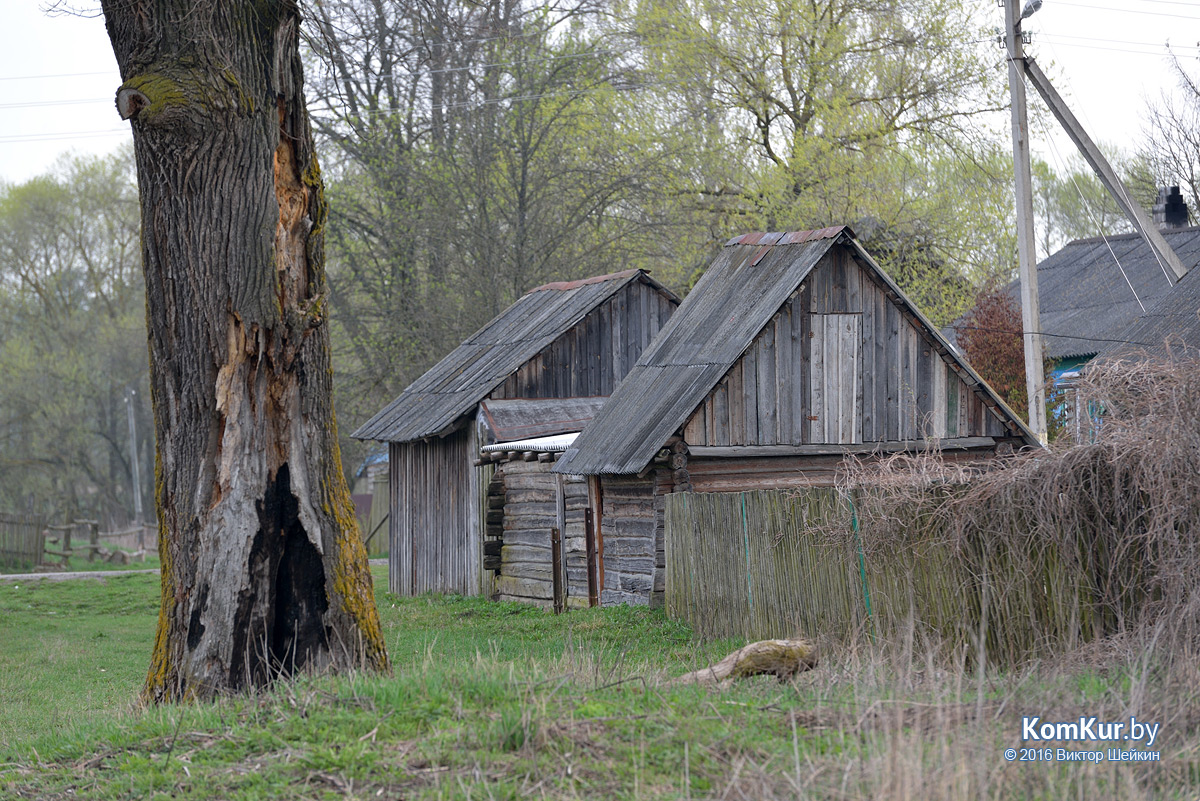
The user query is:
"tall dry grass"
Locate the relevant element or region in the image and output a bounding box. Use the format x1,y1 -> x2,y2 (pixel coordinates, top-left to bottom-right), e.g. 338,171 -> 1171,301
833,356 -> 1200,668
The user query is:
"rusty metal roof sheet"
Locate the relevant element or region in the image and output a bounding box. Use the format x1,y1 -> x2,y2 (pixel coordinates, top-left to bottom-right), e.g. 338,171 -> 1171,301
352,270 -> 677,443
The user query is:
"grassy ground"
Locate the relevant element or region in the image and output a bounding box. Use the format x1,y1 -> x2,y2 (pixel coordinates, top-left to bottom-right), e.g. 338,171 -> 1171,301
1,551 -> 161,575
0,567 -> 1196,799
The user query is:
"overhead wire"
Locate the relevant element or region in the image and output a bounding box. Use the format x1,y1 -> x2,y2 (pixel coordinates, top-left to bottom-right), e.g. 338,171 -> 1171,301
1036,35 -> 1178,286
1050,2 -> 1200,21
1031,103 -> 1147,312
952,324 -> 1162,348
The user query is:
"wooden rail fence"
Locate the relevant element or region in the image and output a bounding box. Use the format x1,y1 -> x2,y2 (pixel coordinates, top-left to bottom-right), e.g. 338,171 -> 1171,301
665,489 -> 1101,663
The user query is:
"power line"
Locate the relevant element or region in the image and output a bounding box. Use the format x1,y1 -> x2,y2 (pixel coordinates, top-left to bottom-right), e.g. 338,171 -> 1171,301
0,129 -> 127,144
1032,108 -> 1147,312
1049,1 -> 1200,21
1039,33 -> 1199,50
953,324 -> 1162,349
0,70 -> 114,82
1036,38 -> 1189,58
0,98 -> 113,110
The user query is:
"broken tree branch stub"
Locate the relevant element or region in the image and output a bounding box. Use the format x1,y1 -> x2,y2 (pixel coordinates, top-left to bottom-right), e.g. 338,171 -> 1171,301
674,638 -> 818,686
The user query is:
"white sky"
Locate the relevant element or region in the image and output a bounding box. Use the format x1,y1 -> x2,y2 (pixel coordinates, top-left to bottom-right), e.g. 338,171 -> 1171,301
0,1 -> 1197,185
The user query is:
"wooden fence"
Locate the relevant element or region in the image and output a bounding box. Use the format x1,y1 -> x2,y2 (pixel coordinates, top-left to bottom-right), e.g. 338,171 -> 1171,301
0,513 -> 45,570
665,489 -> 1102,662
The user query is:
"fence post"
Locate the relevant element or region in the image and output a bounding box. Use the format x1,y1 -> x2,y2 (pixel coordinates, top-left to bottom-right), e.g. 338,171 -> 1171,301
86,520 -> 99,562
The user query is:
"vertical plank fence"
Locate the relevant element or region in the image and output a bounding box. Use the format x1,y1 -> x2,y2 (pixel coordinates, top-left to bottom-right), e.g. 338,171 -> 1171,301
0,513 -> 45,570
665,489 -> 1103,663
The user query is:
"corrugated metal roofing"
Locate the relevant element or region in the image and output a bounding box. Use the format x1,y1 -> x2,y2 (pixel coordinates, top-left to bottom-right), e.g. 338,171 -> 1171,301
554,228 -> 1038,476
945,227 -> 1200,360
352,270 -> 675,442
1102,258 -> 1200,359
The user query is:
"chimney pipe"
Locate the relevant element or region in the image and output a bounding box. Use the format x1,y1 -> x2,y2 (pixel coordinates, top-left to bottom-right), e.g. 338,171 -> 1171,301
1153,185 -> 1189,230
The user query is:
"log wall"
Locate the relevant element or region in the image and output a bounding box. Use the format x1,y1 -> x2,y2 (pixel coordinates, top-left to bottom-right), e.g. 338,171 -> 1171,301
685,448 -> 1002,493
682,250 -> 1010,449
494,460 -> 590,609
597,471 -> 669,607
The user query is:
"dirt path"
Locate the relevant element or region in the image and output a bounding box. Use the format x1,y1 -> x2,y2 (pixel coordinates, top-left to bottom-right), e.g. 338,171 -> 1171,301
0,558 -> 388,583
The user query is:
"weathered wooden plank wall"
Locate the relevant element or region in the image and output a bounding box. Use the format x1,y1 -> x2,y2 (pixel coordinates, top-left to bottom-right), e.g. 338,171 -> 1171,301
491,280 -> 675,400
681,252 -> 1011,449
0,513 -> 44,570
388,428 -> 484,596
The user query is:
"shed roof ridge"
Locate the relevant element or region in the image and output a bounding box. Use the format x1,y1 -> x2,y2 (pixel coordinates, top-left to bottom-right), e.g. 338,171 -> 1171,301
723,225 -> 853,247
528,268 -> 641,292
1063,225 -> 1200,248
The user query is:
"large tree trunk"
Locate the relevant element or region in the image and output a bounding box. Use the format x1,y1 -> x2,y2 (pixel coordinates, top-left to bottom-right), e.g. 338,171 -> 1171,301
102,0 -> 389,702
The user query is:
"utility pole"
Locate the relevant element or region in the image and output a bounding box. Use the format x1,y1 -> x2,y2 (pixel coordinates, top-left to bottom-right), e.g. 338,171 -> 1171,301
125,387 -> 144,549
1005,0 -> 1048,444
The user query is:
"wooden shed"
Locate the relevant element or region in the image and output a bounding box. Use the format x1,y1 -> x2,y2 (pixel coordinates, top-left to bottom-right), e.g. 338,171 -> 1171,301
554,227 -> 1040,606
351,269 -> 679,597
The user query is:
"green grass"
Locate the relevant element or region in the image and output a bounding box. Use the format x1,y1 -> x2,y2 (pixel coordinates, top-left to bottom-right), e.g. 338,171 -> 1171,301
0,566 -> 1195,799
0,574 -> 159,751
2,550 -> 161,575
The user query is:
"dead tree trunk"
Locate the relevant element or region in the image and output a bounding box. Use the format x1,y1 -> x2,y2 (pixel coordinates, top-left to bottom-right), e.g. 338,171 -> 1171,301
101,0 -> 389,702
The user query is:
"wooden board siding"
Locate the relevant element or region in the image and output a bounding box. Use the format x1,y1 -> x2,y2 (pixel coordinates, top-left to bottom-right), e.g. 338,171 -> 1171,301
809,313 -> 861,444
490,280 -> 675,401
680,252 -> 1016,451
388,427 -> 484,596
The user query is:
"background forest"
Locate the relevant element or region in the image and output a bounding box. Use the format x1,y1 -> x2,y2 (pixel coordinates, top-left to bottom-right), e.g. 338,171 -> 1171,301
1,0 -> 1195,527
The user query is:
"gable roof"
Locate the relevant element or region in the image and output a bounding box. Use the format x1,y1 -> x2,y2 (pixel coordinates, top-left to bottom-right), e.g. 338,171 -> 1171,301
554,228 -> 1038,475
1000,227 -> 1200,360
352,269 -> 677,443
1101,257 -> 1200,360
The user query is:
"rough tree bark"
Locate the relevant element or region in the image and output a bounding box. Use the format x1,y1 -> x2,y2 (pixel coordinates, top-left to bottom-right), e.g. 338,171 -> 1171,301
101,0 -> 389,701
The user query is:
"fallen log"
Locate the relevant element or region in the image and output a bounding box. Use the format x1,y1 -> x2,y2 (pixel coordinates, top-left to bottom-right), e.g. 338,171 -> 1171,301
674,638 -> 817,686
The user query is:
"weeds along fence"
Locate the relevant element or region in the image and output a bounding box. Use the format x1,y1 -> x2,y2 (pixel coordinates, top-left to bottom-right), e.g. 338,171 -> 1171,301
0,513 -> 45,570
665,488 -> 1119,664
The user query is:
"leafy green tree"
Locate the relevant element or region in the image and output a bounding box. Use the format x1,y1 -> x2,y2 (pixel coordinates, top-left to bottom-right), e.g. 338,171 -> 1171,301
617,0 -> 1017,323
307,0 -> 679,468
0,151 -> 150,525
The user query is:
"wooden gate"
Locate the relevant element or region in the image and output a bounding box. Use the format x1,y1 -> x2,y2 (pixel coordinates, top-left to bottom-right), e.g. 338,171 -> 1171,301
0,513 -> 45,570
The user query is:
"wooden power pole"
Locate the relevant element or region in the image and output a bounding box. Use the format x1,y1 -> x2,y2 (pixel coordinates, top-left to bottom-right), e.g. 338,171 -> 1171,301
1005,0 -> 1048,444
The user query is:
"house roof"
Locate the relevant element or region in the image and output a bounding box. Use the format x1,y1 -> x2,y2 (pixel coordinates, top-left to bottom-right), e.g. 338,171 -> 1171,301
352,269 -> 677,443
1101,257 -> 1200,360
981,227 -> 1200,360
554,228 -> 1038,476
478,397 -> 607,443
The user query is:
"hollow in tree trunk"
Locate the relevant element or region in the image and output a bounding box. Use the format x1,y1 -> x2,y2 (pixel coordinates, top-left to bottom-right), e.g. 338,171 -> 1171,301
101,0 -> 389,701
